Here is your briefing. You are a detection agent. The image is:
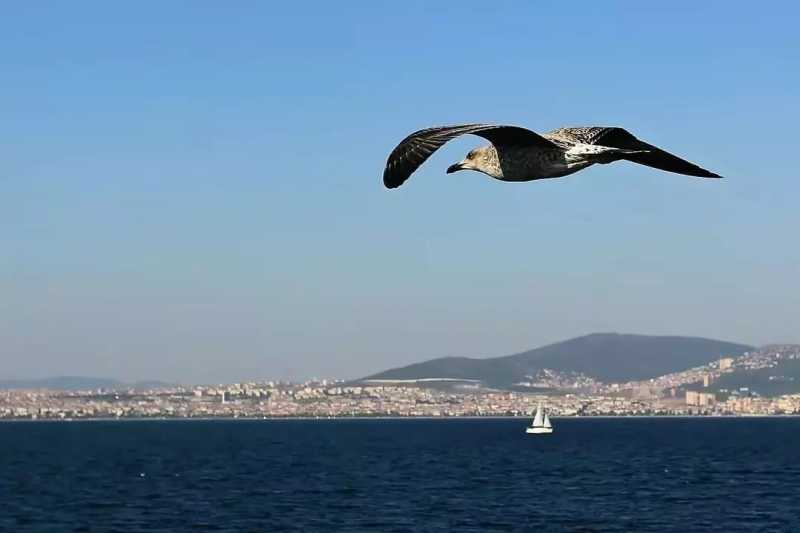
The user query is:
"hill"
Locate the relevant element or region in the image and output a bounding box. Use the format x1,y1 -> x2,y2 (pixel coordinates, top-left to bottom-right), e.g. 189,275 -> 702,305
363,333 -> 752,387
706,354 -> 800,397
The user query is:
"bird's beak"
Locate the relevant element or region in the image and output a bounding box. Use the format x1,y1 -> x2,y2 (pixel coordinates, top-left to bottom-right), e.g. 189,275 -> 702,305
446,161 -> 466,174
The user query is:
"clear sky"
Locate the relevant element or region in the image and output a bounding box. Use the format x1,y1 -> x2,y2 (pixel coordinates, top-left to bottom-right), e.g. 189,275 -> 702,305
2,2 -> 798,384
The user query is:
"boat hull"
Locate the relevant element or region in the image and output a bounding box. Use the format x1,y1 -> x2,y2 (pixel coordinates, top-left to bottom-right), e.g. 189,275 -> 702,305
525,427 -> 553,434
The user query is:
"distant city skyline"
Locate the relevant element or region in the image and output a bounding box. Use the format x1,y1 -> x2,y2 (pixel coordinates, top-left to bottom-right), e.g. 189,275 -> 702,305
3,345 -> 800,420
3,2 -> 799,383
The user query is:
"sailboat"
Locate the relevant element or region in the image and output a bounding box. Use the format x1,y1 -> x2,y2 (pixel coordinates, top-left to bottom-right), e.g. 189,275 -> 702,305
525,403 -> 553,434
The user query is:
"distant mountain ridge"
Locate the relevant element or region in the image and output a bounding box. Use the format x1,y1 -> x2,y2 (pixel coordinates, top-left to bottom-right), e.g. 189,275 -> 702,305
364,333 -> 753,387
0,376 -> 173,391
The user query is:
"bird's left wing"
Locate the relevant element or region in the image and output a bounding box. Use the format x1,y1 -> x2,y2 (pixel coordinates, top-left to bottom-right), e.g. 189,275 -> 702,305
383,124 -> 557,189
547,126 -> 721,178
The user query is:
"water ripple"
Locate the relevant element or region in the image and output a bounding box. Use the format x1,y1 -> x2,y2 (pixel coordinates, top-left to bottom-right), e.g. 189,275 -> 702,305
1,418 -> 799,532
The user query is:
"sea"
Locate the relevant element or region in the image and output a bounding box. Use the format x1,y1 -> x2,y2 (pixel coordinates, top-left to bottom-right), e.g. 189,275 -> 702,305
1,417 -> 799,532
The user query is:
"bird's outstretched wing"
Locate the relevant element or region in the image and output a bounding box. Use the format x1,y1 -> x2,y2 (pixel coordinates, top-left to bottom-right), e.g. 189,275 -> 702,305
383,124 -> 557,189
547,127 -> 721,178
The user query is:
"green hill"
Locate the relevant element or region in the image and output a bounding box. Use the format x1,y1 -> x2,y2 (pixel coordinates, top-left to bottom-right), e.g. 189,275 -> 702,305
364,333 -> 752,387
710,358 -> 800,397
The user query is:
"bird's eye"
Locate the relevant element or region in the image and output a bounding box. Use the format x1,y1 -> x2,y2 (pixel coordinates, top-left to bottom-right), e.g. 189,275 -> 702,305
467,152 -> 474,159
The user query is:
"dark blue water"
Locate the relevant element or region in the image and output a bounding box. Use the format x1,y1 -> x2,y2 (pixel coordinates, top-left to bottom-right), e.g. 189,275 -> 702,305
2,418 -> 799,532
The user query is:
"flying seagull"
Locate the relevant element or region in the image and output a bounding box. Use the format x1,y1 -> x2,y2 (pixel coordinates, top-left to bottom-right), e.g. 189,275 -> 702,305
382,124 -> 721,189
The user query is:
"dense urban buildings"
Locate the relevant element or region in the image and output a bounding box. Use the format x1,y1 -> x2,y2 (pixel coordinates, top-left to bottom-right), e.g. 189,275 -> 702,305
2,346 -> 799,420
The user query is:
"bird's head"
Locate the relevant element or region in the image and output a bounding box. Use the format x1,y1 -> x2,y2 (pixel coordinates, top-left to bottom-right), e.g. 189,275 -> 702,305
446,145 -> 501,178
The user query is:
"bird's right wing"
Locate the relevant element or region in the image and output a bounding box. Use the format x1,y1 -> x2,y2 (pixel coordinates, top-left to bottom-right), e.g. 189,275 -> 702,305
383,124 -> 557,189
548,126 -> 721,178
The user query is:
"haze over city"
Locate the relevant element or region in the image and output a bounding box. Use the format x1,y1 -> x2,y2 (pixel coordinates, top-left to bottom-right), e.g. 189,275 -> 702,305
3,2 -> 799,384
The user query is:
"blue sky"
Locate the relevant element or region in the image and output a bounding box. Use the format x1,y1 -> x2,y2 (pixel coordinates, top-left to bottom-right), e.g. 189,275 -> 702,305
2,2 -> 798,383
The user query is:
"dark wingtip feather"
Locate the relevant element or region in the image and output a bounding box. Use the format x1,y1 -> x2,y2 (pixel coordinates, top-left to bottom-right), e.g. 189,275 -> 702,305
383,177 -> 401,189
382,163 -> 407,189
698,169 -> 723,179
383,171 -> 409,189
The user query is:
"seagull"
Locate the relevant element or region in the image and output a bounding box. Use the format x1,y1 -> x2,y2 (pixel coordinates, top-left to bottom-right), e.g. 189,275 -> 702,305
382,123 -> 721,189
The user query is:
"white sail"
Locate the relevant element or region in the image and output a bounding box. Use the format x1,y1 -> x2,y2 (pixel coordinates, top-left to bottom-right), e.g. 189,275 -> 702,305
526,403 -> 554,434
532,404 -> 544,427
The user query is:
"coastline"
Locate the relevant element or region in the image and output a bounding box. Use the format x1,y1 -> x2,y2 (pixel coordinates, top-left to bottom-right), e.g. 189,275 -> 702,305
3,413 -> 800,423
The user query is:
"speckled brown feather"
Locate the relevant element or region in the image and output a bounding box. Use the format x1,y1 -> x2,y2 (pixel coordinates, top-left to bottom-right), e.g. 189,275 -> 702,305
546,127 -> 722,178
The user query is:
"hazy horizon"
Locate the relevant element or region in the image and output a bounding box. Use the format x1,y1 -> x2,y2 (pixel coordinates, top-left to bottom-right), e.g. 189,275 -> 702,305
2,330 -> 790,385
3,2 -> 799,383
